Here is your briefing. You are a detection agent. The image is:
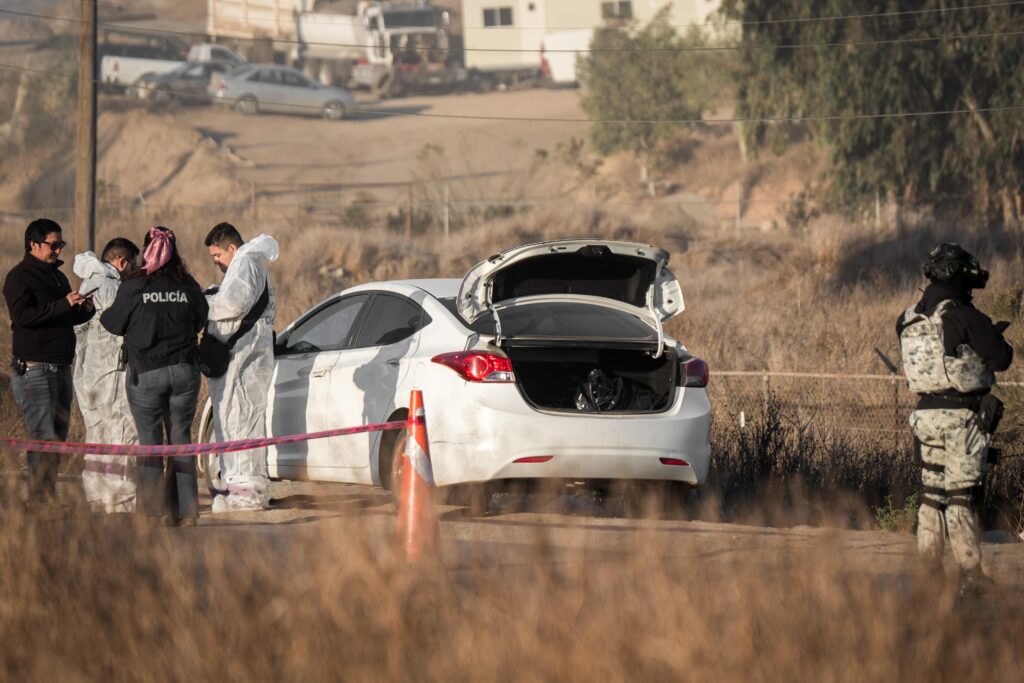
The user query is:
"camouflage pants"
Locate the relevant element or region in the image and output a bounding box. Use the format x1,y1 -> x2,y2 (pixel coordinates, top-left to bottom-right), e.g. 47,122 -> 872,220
909,408 -> 988,573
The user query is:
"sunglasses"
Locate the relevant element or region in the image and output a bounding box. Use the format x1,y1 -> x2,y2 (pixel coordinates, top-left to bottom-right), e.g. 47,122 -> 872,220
37,240 -> 67,250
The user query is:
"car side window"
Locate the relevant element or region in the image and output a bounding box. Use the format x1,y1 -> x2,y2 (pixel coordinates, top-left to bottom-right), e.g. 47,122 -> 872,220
351,294 -> 429,349
282,71 -> 314,88
283,294 -> 369,354
184,64 -> 205,77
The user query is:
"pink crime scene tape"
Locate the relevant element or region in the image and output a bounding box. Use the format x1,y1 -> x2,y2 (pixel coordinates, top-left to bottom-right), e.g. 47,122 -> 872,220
0,421 -> 407,458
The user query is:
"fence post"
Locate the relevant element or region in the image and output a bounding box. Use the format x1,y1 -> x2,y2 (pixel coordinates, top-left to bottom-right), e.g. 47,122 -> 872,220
250,182 -> 257,224
405,182 -> 413,241
892,376 -> 901,454
443,182 -> 450,240
735,196 -> 742,240
761,373 -> 770,413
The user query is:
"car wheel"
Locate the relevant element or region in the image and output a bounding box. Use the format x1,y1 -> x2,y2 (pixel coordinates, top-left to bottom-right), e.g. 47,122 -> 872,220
152,86 -> 171,105
322,100 -> 346,121
197,408 -> 222,496
380,425 -> 407,500
236,95 -> 259,115
614,481 -> 694,519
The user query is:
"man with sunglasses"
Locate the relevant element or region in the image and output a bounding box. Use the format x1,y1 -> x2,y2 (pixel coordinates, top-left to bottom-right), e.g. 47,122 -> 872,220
3,218 -> 95,510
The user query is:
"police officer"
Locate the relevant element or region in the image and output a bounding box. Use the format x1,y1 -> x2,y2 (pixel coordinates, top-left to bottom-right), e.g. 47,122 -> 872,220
101,228 -> 208,526
897,244 -> 1012,596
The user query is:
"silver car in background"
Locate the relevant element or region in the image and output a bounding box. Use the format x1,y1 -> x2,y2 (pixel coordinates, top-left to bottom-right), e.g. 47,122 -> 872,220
210,64 -> 358,120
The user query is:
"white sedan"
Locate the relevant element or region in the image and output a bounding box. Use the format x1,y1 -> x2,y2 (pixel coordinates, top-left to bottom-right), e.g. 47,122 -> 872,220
200,239 -> 712,500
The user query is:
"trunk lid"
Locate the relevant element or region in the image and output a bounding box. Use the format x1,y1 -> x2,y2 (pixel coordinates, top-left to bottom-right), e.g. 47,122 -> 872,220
457,240 -> 683,349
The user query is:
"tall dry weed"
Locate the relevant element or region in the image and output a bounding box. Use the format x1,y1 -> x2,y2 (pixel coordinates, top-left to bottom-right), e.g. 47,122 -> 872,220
0,477 -> 1020,682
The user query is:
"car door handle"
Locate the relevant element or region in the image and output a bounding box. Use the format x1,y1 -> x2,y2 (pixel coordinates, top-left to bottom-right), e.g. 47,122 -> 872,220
311,368 -> 329,378
385,358 -> 401,366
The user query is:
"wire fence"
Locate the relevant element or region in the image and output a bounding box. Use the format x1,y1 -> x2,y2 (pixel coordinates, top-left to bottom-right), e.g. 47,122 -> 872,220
709,371 -> 1024,450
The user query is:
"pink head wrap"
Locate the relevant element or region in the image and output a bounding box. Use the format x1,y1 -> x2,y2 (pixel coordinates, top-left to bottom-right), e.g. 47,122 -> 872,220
142,227 -> 175,273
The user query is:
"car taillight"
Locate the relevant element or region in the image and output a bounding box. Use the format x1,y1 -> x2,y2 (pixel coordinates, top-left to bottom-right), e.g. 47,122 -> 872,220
432,351 -> 514,383
682,357 -> 709,388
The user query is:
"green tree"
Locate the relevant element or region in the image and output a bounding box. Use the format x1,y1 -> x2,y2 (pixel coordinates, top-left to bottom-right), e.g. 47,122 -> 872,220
721,0 -> 1024,226
577,9 -> 729,193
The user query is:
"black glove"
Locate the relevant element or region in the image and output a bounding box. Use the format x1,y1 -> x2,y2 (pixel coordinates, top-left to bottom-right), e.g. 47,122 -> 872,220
994,320 -> 1011,334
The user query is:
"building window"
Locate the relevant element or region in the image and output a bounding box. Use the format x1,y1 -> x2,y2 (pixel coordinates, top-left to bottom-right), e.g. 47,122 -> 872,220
601,1 -> 633,20
483,6 -> 515,27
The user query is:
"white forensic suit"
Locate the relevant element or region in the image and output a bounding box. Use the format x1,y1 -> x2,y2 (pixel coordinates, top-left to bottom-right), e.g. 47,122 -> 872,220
206,235 -> 278,511
72,252 -> 138,512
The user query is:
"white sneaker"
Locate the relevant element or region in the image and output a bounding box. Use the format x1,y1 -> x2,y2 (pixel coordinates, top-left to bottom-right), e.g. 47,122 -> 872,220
226,496 -> 267,511
211,494 -> 230,513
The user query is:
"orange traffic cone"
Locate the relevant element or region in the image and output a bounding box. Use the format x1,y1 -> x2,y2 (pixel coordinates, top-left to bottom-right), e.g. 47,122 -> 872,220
396,389 -> 439,559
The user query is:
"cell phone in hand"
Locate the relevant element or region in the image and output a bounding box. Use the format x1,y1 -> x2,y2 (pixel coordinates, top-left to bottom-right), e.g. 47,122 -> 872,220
82,287 -> 99,298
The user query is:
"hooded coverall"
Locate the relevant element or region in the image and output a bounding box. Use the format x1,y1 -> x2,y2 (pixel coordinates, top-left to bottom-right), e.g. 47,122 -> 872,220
72,252 -> 137,512
206,235 -> 278,510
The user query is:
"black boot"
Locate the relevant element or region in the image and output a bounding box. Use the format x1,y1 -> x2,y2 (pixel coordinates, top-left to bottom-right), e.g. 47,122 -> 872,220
958,568 -> 996,599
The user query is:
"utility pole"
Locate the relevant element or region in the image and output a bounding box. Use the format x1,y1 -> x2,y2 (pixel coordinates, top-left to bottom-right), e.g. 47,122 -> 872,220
74,0 -> 98,253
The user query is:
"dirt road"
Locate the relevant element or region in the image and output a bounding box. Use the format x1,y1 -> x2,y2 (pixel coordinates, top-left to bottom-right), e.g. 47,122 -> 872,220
177,89 -> 589,186
178,480 -> 1024,592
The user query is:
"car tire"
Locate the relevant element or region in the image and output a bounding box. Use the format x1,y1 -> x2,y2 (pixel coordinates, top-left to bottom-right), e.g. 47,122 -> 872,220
613,481 -> 695,520
152,86 -> 172,106
380,425 -> 407,501
236,95 -> 259,115
322,100 -> 346,121
197,407 -> 221,496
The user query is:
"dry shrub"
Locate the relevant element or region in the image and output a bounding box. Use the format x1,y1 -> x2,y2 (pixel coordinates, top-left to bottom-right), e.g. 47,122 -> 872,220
0,478 -> 1021,682
708,392 -> 1024,533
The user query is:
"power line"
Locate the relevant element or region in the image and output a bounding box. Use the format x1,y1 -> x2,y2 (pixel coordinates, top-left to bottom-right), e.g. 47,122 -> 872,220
3,6 -> 1024,54
3,59 -> 1023,125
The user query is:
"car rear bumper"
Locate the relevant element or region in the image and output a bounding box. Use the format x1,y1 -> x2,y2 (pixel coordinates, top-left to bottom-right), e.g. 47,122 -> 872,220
421,373 -> 712,488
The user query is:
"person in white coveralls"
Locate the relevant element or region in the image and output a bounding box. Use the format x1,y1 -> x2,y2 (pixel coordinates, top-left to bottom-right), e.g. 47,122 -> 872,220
203,222 -> 278,511
73,238 -> 140,512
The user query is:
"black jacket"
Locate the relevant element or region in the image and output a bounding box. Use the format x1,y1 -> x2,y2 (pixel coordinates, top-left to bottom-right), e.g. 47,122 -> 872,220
896,281 -> 1013,408
3,254 -> 95,365
100,271 -> 209,372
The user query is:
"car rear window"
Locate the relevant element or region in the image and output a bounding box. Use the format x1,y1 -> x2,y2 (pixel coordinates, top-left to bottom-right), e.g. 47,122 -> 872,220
440,298 -> 655,341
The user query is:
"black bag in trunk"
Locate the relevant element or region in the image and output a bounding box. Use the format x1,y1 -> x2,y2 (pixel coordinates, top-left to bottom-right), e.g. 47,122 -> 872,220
574,369 -> 660,412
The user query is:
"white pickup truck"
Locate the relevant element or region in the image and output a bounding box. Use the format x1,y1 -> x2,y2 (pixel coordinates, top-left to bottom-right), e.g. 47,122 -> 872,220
100,42 -> 244,92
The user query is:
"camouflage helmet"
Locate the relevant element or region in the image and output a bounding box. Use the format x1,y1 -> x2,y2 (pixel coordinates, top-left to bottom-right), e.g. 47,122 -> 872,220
923,243 -> 989,289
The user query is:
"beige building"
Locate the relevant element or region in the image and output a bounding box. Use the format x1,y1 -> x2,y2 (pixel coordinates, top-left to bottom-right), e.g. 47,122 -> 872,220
461,0 -> 723,74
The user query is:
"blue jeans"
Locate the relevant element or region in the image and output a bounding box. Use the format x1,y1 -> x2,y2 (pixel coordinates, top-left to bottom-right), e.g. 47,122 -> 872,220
10,364 -> 72,503
126,361 -> 200,521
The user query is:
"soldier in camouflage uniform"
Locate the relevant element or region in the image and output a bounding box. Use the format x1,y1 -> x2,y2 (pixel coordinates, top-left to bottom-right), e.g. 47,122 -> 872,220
897,244 -> 1012,596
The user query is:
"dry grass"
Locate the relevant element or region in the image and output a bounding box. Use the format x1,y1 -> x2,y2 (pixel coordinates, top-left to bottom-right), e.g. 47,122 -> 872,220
0,482 -> 1021,682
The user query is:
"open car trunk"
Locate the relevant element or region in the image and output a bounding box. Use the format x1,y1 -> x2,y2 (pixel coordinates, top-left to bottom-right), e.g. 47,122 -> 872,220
505,345 -> 679,414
